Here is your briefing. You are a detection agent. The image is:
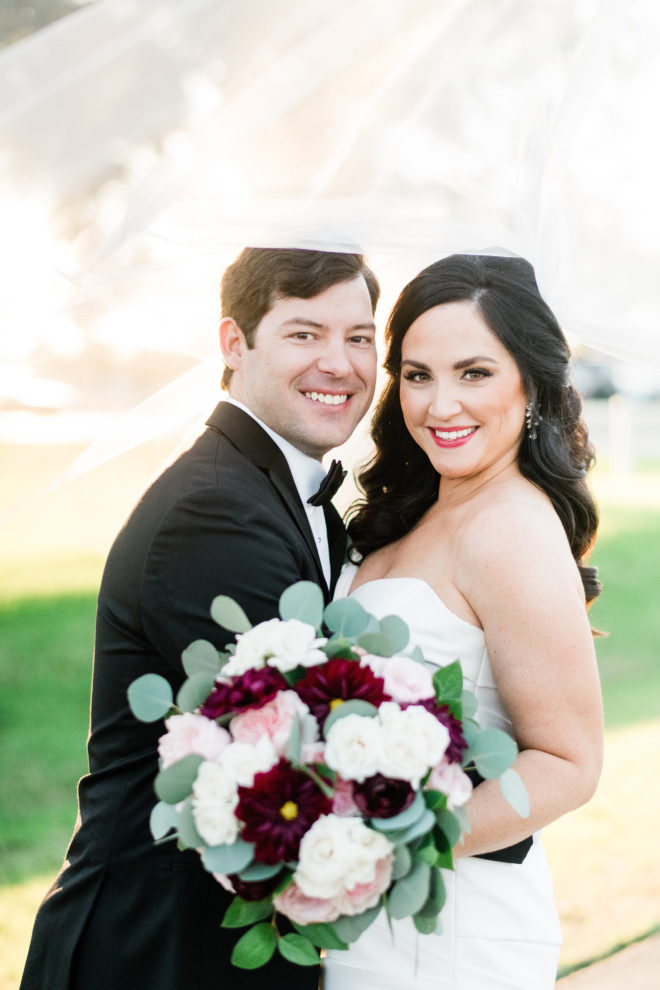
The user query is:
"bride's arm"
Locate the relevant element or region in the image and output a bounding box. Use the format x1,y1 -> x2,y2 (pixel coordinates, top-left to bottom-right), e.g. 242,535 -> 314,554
452,499 -> 604,859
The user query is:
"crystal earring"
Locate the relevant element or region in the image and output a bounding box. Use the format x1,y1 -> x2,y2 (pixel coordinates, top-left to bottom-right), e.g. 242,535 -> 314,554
525,400 -> 541,440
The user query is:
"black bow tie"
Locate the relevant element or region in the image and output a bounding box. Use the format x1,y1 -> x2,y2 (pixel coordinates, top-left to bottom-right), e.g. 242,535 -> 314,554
307,459 -> 347,507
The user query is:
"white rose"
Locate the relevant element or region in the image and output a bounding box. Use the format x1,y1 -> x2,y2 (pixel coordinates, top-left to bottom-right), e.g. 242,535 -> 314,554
427,759 -> 473,809
295,814 -> 355,899
377,702 -> 449,788
222,618 -> 281,676
191,760 -> 239,846
158,712 -> 231,769
324,713 -> 382,783
220,735 -> 278,787
265,619 -> 328,673
363,653 -> 434,705
341,817 -> 394,889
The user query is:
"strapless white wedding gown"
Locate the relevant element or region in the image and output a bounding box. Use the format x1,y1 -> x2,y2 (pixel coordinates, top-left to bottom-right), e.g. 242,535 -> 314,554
324,572 -> 562,990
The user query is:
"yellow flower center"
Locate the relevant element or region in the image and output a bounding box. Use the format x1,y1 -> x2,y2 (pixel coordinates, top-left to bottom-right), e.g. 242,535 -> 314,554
329,698 -> 344,711
279,800 -> 299,821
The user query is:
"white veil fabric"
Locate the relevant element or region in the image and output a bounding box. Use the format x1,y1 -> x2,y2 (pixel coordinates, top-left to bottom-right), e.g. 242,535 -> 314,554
1,0 -> 659,496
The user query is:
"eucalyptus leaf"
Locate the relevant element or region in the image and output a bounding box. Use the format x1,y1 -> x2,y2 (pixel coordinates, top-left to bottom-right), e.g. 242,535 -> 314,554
154,754 -> 203,804
278,934 -> 321,966
460,718 -> 480,749
238,861 -> 283,882
453,803 -> 471,835
176,796 -> 204,849
279,581 -> 324,628
332,903 -> 381,943
379,615 -> 410,653
181,639 -> 222,677
286,713 -> 302,762
202,838 -> 255,876
292,922 -> 349,949
499,767 -> 530,818
370,790 -> 425,832
230,922 -> 277,969
461,688 -> 478,719
211,595 -> 252,634
468,728 -> 517,778
176,671 -> 217,712
378,807 -> 436,845
432,661 -> 463,704
127,673 -> 174,723
388,860 -> 431,919
322,699 -> 379,739
323,637 -> 359,659
323,598 -> 371,638
391,843 -> 412,880
356,631 -> 394,657
222,896 -> 273,929
149,800 -> 179,840
410,644 -> 426,665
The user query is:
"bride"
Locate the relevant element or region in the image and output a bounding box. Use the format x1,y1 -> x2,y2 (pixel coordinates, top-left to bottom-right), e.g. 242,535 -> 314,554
327,253 -> 604,989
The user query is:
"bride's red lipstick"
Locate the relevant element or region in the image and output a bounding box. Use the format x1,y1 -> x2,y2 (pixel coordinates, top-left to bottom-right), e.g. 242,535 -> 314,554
428,426 -> 478,448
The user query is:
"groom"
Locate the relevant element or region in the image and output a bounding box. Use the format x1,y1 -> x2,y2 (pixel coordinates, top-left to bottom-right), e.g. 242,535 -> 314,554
20,247 -> 379,990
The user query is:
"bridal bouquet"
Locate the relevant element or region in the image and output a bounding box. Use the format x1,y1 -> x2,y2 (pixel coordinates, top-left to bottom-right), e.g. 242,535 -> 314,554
128,582 -> 528,970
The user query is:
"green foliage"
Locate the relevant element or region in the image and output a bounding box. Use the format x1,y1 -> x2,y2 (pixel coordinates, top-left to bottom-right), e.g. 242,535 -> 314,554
322,698 -> 378,738
467,728 -> 517,778
499,767 -> 530,817
127,672 -> 174,722
331,904 -> 381,943
370,790 -> 426,832
323,597 -> 371,638
433,660 -> 463,703
378,615 -> 410,652
279,581 -> 324,628
154,754 -> 203,804
181,639 -> 223,677
388,859 -> 431,919
210,595 -> 252,634
277,934 -> 320,965
292,921 -> 348,949
176,670 -> 216,712
230,922 -> 277,969
201,838 -> 254,875
222,896 -> 273,928
149,801 -> 179,840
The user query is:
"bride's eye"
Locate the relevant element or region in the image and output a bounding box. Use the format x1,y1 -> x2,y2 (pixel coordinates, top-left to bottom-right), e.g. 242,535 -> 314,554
402,370 -> 430,382
463,368 -> 491,381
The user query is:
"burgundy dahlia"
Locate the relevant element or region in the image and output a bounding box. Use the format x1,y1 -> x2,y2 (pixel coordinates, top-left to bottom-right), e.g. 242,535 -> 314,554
410,698 -> 467,763
200,667 -> 287,719
352,773 -> 415,819
227,871 -> 284,901
236,759 -> 332,864
294,657 -> 390,726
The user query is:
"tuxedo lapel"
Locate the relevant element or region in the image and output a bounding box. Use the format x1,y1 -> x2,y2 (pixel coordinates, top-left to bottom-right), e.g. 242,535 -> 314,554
206,402 -> 332,591
325,503 -> 348,593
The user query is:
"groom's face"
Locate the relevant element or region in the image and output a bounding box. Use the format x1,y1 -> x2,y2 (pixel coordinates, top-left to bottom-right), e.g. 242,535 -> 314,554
225,276 -> 377,459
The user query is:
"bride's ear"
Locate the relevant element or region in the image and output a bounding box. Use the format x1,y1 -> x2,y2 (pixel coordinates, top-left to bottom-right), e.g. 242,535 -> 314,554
219,317 -> 247,372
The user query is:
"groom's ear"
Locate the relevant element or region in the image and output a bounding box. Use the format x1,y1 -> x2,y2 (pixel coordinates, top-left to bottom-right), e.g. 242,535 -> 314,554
219,317 -> 247,372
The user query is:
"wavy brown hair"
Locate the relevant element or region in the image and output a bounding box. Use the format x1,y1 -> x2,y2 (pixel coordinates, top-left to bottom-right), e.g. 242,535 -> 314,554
348,254 -> 601,602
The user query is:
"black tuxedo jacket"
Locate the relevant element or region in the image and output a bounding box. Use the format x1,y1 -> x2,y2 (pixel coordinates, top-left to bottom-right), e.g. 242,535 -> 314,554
21,402 -> 346,990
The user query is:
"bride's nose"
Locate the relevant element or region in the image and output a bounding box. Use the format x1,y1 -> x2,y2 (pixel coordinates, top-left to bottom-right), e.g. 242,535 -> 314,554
428,384 -> 462,420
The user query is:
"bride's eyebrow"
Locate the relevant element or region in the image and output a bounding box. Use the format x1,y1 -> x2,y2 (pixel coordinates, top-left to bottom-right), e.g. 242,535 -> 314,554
454,355 -> 499,369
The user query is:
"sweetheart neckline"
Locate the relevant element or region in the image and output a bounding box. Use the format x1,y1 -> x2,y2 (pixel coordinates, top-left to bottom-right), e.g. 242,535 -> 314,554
347,575 -> 484,635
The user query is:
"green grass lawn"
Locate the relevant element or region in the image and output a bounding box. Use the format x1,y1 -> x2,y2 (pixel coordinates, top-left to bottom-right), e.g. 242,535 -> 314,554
0,477 -> 658,987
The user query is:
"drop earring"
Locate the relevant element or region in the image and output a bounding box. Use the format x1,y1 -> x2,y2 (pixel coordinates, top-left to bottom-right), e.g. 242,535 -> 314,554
525,401 -> 541,440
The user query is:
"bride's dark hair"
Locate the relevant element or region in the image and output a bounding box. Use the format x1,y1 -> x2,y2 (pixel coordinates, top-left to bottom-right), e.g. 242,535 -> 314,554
347,253 -> 601,603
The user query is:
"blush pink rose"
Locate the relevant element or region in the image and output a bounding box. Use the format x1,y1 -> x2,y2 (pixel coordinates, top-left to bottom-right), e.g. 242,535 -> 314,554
331,776 -> 360,817
427,759 -> 473,809
363,654 -> 434,705
229,690 -> 316,755
273,881 -> 340,925
158,712 -> 231,769
333,853 -> 393,916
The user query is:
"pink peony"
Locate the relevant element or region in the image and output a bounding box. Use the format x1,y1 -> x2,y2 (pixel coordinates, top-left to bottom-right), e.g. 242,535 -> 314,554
363,653 -> 434,705
158,712 -> 230,769
229,690 -> 316,756
273,881 -> 341,925
333,853 -> 393,916
427,758 -> 473,809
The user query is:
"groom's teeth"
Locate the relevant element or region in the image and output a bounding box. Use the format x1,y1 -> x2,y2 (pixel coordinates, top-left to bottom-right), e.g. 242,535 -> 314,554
305,392 -> 348,405
434,427 -> 476,440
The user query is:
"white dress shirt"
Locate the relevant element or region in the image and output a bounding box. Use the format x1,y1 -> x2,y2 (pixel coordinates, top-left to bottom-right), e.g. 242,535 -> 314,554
224,398 -> 332,584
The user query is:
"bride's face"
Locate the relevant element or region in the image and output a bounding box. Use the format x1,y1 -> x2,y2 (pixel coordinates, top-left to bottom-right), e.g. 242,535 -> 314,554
399,300 -> 527,483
